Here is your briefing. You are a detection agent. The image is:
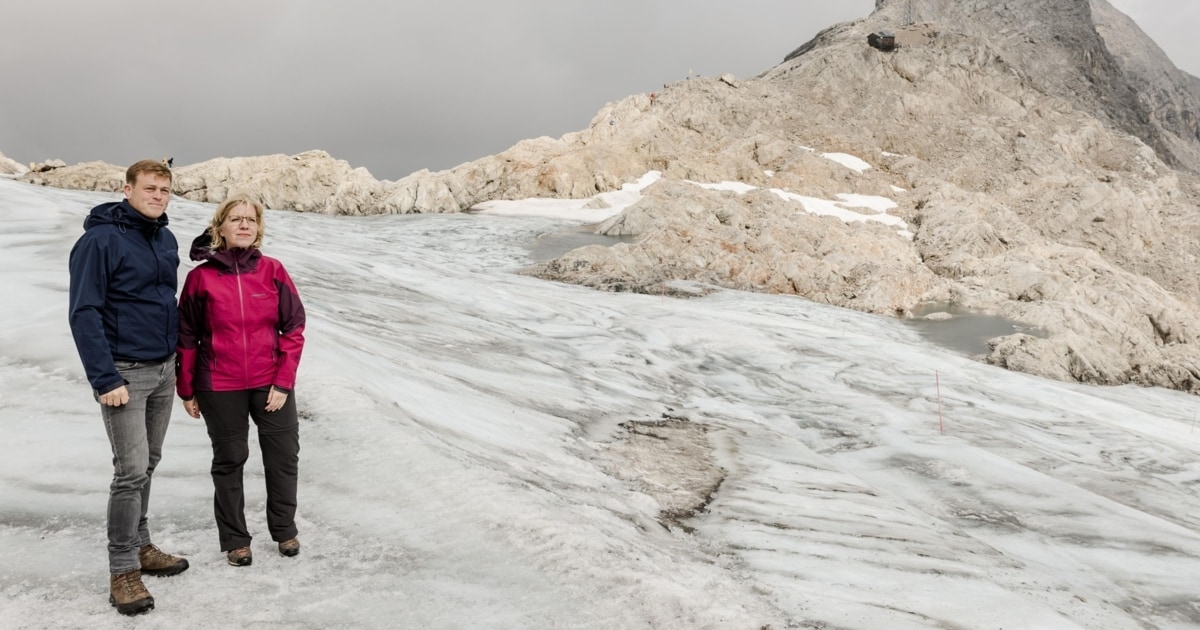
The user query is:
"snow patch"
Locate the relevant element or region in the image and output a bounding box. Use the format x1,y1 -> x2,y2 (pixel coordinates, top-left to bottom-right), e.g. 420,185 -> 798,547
821,152 -> 872,172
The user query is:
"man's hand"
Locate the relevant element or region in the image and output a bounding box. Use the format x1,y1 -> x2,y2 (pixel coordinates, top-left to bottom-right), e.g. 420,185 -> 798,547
99,386 -> 130,407
182,398 -> 200,419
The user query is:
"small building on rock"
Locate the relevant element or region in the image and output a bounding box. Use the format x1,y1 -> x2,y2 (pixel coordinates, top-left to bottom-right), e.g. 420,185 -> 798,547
868,31 -> 896,51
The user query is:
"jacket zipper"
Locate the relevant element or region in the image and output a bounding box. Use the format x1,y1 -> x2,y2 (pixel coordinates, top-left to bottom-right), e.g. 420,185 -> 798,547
234,258 -> 250,386
150,229 -> 170,359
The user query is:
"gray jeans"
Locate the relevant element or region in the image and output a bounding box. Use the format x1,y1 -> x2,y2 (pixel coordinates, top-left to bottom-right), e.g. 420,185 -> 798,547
98,355 -> 175,574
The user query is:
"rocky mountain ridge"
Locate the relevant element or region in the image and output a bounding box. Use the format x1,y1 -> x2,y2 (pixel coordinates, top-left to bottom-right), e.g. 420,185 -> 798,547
14,0 -> 1200,393
0,150 -> 26,176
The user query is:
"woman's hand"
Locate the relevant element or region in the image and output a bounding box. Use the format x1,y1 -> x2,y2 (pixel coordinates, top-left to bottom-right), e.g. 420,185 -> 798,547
266,386 -> 288,413
182,398 -> 200,419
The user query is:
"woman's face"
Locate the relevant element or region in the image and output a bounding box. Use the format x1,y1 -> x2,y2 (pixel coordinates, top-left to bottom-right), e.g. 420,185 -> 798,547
218,203 -> 259,250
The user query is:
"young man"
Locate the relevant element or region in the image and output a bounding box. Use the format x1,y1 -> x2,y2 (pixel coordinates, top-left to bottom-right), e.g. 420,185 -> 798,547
68,159 -> 189,616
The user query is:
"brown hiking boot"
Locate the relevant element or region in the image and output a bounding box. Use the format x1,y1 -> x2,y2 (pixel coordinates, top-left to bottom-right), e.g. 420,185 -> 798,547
139,543 -> 189,577
278,538 -> 300,557
227,546 -> 253,567
109,569 -> 154,616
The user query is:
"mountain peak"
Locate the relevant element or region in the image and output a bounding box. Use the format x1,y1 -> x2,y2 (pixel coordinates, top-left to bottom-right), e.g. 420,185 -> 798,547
815,0 -> 1200,171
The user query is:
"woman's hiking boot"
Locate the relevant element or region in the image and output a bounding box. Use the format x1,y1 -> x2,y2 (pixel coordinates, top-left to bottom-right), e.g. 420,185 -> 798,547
227,546 -> 253,566
278,538 -> 301,557
138,543 -> 189,577
109,569 -> 154,616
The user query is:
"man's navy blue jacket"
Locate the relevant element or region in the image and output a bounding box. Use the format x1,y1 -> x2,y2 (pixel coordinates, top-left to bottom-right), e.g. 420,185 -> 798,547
68,200 -> 180,395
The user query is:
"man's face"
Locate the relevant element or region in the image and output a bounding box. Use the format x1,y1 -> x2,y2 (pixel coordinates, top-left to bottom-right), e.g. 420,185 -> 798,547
123,173 -> 172,220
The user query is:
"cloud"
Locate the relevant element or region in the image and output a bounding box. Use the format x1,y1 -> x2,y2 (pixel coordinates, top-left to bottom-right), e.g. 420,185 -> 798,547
0,1 -> 875,179
4,1 -> 1194,180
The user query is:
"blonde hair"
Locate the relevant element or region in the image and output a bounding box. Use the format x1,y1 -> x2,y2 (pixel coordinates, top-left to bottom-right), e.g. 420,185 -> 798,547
208,194 -> 265,250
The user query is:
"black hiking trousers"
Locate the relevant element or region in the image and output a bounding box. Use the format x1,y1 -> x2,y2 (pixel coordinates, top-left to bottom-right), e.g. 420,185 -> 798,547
195,388 -> 299,551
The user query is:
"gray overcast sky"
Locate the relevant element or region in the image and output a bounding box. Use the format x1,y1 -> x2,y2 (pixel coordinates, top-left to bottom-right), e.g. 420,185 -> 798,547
0,1 -> 1194,181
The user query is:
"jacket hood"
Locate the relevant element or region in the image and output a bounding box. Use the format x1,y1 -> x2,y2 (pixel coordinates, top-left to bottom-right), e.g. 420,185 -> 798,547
190,231 -> 215,262
83,200 -> 169,234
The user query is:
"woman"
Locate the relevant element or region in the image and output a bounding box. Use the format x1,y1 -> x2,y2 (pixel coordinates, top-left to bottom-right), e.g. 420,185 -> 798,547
177,194 -> 306,567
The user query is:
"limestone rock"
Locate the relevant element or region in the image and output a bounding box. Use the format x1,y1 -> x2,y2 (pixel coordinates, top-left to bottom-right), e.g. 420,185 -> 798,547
515,0 -> 1200,393
170,150 -> 393,214
21,160 -> 123,191
18,150 -> 394,214
30,159 -> 68,173
529,179 -> 947,316
0,151 -> 28,177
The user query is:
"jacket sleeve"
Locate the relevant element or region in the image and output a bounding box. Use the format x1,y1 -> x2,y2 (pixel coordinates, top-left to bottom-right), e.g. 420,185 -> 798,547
176,269 -> 205,400
272,262 -> 306,391
68,232 -> 125,395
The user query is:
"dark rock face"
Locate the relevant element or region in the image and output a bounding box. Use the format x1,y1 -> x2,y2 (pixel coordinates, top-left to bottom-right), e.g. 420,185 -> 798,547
1090,0 -> 1200,171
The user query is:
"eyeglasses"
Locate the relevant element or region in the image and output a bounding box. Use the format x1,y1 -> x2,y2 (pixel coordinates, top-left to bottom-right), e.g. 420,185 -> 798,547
225,215 -> 258,226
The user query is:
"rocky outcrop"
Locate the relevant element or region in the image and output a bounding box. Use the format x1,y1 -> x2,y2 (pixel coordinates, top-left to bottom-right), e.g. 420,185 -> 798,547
0,151 -> 28,177
532,178 -> 943,316
1090,0 -> 1200,173
523,0 -> 1200,392
865,0 -> 1200,174
17,150 -> 397,214
170,151 -> 392,214
20,160 -> 122,190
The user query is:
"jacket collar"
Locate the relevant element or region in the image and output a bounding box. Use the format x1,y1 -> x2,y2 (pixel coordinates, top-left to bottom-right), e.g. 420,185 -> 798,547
83,200 -> 169,236
189,231 -> 262,273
